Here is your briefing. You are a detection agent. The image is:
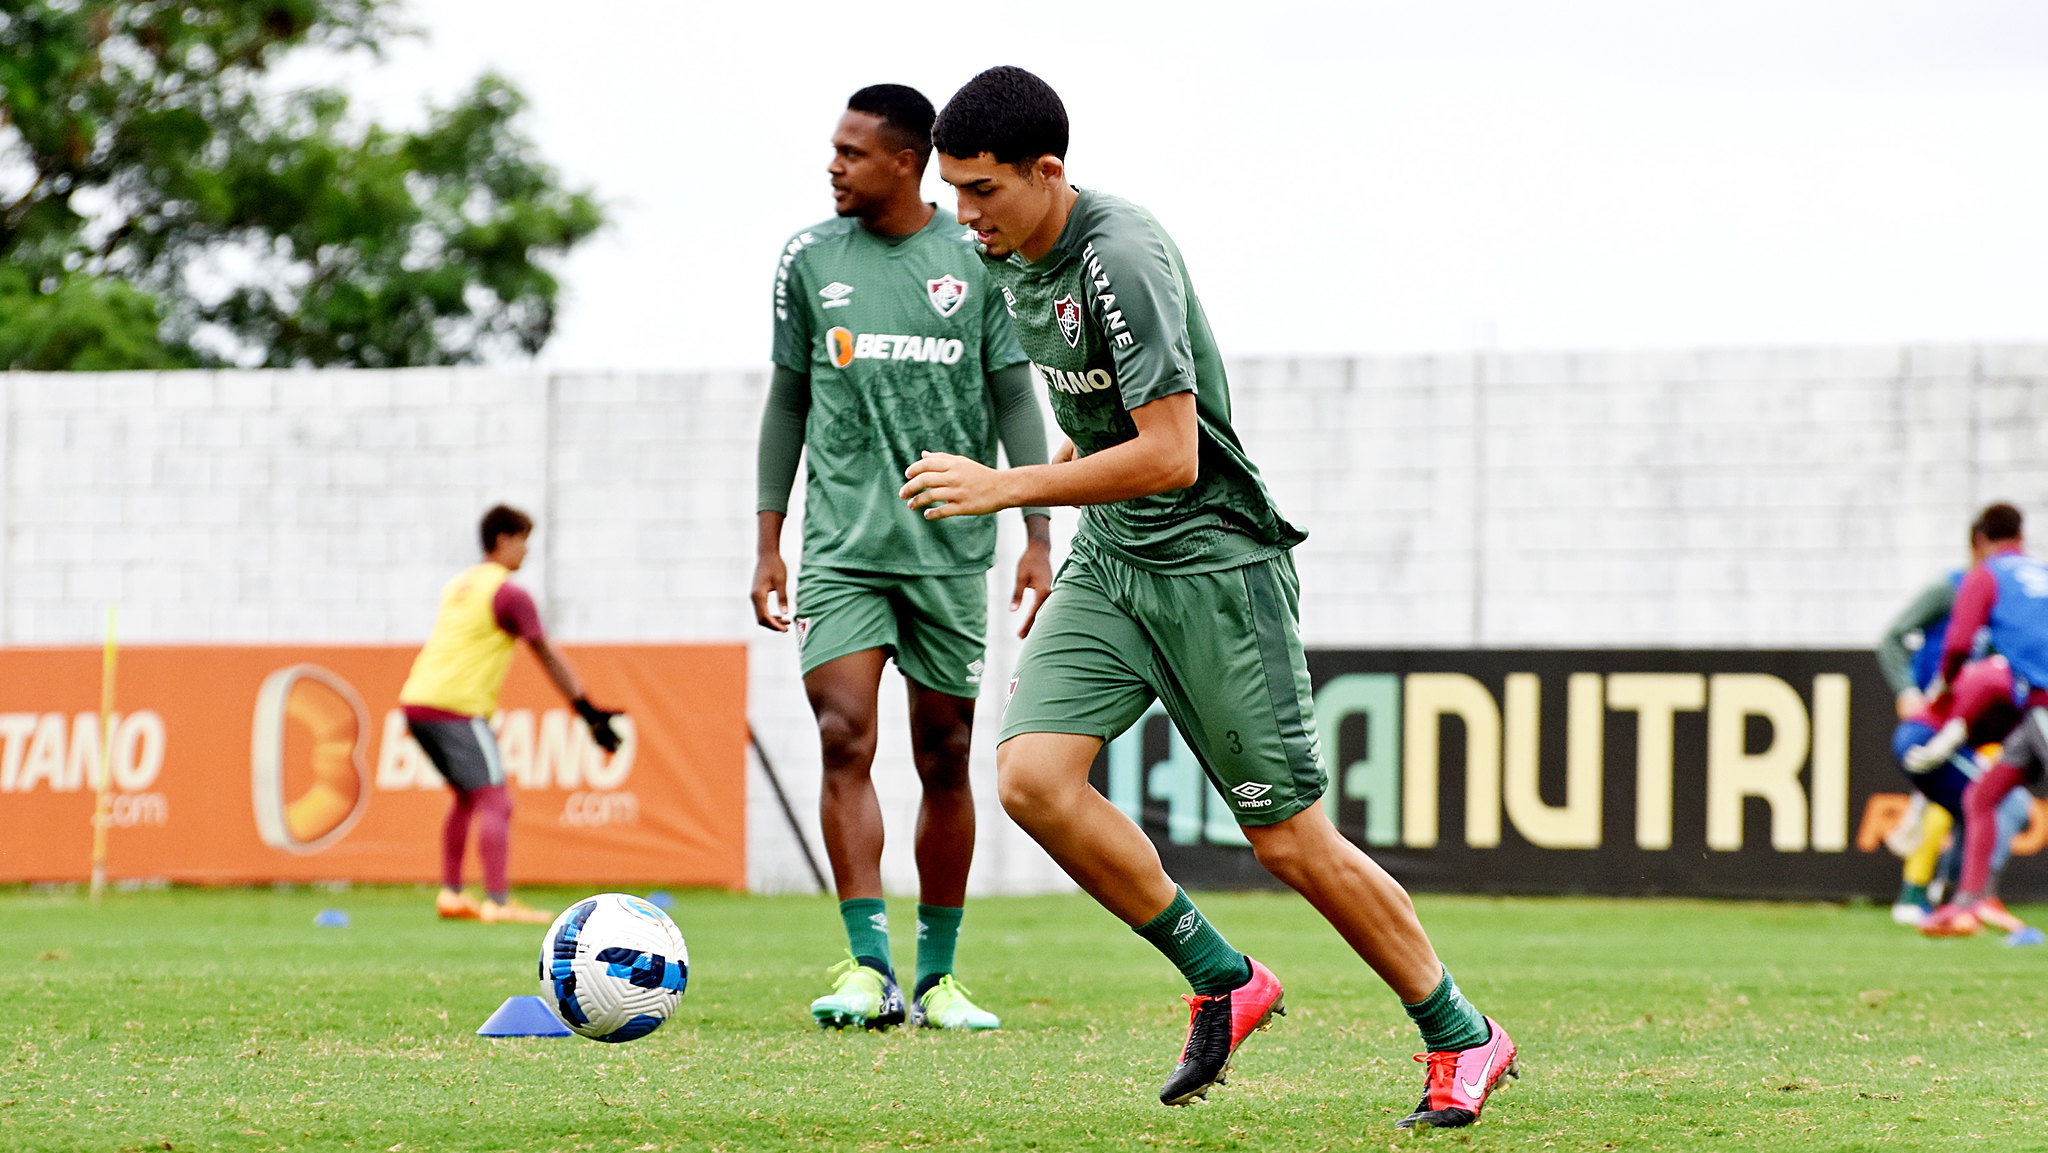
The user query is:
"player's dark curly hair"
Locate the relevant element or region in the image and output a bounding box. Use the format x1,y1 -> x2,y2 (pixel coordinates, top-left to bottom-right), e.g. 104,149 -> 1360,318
933,66 -> 1068,170
1971,502 -> 2023,543
848,84 -> 935,166
480,504 -> 534,553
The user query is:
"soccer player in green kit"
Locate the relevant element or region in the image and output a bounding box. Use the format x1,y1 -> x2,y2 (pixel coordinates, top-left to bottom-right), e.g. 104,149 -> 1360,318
755,84 -> 1052,1032
906,67 -> 1518,1127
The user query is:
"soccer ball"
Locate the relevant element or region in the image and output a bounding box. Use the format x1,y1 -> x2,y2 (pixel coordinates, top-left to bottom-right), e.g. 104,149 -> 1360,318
537,893 -> 690,1043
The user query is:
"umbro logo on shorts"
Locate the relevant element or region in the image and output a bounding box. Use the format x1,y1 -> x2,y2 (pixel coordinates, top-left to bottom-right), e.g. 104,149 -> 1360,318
966,659 -> 985,685
1232,781 -> 1276,809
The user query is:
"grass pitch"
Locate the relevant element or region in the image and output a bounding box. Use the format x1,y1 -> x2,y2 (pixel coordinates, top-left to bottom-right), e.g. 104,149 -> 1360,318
2,886 -> 2043,1152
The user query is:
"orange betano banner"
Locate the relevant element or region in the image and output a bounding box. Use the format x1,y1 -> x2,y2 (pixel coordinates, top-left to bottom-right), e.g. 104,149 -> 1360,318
0,645 -> 747,889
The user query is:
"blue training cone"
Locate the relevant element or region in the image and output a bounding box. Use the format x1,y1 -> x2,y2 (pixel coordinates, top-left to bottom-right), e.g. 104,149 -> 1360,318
646,890 -> 675,909
2007,926 -> 2046,948
476,995 -> 572,1037
313,909 -> 350,927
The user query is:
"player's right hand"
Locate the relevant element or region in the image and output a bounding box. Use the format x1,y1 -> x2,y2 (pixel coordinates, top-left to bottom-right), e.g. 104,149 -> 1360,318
573,697 -> 624,754
752,551 -> 791,632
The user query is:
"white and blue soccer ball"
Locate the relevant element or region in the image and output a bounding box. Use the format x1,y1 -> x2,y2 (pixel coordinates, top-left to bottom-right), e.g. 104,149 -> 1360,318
538,893 -> 689,1043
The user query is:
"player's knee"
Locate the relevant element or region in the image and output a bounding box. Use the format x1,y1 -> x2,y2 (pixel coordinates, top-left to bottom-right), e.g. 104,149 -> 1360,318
814,709 -> 878,771
913,728 -> 973,791
475,784 -> 514,819
1246,826 -> 1311,882
994,750 -> 1058,823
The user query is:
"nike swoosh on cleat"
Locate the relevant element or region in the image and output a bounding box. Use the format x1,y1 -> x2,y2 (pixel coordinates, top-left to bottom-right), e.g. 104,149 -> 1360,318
1455,1034 -> 1503,1101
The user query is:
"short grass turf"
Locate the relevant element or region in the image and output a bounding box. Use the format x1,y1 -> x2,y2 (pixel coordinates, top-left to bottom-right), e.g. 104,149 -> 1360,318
2,887 -> 2044,1152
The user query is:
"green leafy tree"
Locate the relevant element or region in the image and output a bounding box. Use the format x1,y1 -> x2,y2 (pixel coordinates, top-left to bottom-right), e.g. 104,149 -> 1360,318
0,0 -> 603,369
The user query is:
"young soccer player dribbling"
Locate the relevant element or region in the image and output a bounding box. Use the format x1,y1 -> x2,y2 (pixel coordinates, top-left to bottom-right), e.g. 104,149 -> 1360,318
754,84 -> 1052,1030
904,67 -> 1517,1126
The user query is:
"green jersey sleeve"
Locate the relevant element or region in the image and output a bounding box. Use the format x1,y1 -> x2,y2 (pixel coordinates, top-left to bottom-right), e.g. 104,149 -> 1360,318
1083,218 -> 1197,411
980,267 -> 1028,373
1876,578 -> 1958,695
770,230 -> 816,373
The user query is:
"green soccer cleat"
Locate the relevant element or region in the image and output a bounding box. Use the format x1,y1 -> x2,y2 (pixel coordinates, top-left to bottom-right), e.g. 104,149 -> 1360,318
911,975 -> 1001,1030
810,956 -> 906,1030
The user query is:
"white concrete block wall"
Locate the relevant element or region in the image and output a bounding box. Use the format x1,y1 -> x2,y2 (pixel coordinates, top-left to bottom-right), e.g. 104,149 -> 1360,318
3,343 -> 2045,894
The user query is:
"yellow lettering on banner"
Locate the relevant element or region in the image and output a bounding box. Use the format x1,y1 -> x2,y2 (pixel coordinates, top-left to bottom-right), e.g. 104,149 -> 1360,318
0,712 -> 37,791
536,709 -> 580,789
1402,673 -> 1501,849
19,712 -> 65,793
67,713 -> 100,791
1605,673 -> 1707,850
497,709 -> 535,788
1503,673 -> 1604,849
1809,674 -> 1850,851
112,712 -> 165,791
1706,673 -> 1809,851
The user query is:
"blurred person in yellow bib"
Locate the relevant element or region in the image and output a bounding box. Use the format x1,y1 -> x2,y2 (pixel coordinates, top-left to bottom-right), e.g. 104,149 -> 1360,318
400,505 -> 623,924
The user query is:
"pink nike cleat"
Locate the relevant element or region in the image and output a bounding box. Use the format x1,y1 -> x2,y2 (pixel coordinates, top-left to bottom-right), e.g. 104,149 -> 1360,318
1919,903 -> 1983,938
1397,1015 -> 1519,1129
1158,956 -> 1285,1105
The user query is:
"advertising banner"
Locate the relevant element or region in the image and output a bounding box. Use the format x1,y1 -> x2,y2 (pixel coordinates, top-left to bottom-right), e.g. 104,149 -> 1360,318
1089,649 -> 2047,900
0,644 -> 747,889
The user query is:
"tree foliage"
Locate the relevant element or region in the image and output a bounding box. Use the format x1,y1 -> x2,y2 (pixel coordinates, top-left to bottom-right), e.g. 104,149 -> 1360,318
0,0 -> 604,369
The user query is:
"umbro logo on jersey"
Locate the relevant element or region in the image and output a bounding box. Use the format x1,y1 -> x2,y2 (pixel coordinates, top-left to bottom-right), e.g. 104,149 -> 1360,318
1000,285 -> 1019,318
1054,293 -> 1083,348
1231,781 -> 1275,809
926,274 -> 967,318
825,327 -> 965,368
820,282 -> 855,309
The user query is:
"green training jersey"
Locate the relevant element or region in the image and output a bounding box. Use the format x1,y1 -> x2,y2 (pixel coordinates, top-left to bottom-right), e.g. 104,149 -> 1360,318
772,209 -> 1027,575
985,189 -> 1305,573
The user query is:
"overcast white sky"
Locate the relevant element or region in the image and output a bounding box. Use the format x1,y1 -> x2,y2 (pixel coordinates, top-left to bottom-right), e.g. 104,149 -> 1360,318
324,0 -> 2048,370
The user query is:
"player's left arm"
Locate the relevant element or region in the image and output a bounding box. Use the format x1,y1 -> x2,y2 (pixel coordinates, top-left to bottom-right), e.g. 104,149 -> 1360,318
501,583 -> 624,753
1937,566 -> 1997,688
986,360 -> 1055,632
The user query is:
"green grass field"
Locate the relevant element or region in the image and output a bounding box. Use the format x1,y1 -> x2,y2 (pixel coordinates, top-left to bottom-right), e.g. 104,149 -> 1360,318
2,886 -> 2042,1152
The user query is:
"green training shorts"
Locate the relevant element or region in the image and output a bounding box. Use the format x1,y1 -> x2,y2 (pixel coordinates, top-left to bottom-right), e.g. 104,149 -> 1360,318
999,545 -> 1326,826
793,566 -> 988,699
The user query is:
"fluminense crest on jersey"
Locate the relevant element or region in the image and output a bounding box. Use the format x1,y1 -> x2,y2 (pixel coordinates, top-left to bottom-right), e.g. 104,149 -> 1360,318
1054,293 -> 1083,348
820,282 -> 855,309
926,274 -> 967,318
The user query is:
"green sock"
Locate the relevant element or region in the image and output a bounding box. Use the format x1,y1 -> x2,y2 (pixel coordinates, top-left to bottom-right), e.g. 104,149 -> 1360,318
1134,888 -> 1250,995
838,898 -> 891,976
915,904 -> 964,997
1404,968 -> 1490,1051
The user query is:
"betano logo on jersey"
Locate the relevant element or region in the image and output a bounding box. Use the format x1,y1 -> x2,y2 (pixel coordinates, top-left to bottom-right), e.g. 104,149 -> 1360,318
825,327 -> 966,370
1031,360 -> 1117,395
